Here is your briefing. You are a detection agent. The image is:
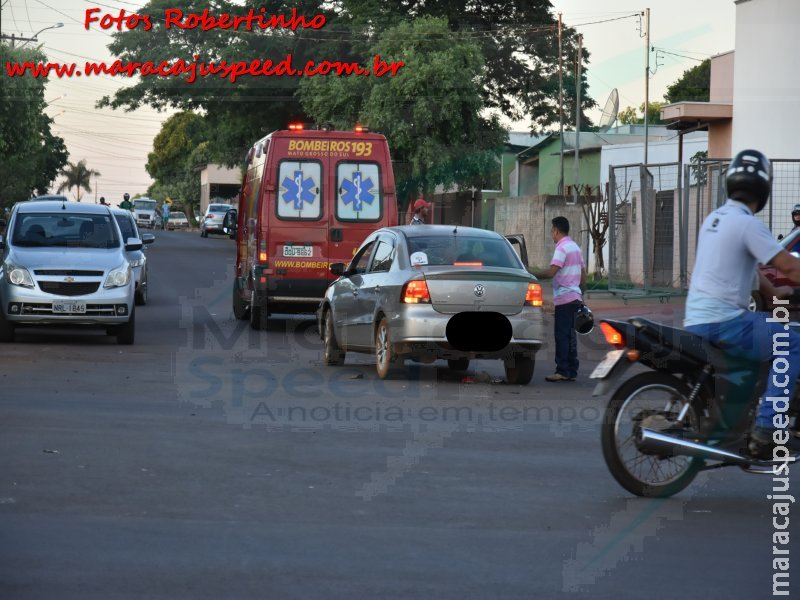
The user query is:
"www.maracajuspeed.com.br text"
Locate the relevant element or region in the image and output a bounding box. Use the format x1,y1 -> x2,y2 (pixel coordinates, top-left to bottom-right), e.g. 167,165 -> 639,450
5,54 -> 405,84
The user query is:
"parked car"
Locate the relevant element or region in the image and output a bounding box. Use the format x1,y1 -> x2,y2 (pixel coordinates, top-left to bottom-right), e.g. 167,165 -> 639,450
111,208 -> 154,305
200,203 -> 233,237
317,225 -> 544,383
751,227 -> 800,317
168,211 -> 189,230
0,201 -> 138,344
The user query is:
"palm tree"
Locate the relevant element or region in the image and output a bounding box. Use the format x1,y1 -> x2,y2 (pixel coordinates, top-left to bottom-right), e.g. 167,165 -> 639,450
56,160 -> 100,202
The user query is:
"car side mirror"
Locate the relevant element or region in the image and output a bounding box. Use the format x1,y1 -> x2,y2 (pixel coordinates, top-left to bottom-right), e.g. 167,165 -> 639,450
141,233 -> 155,245
223,209 -> 237,235
330,262 -> 345,277
125,237 -> 143,252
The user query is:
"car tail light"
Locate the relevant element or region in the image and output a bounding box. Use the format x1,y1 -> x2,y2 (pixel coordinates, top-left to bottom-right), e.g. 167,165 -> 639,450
259,240 -> 268,264
600,322 -> 625,347
401,280 -> 431,304
525,283 -> 543,306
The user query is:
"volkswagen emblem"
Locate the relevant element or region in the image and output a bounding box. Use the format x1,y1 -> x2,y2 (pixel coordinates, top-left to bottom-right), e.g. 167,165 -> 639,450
474,284 -> 485,297
63,276 -> 75,283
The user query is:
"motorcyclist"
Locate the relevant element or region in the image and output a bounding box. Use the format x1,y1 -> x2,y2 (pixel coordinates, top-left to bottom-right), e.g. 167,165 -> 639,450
684,149 -> 800,458
120,193 -> 133,211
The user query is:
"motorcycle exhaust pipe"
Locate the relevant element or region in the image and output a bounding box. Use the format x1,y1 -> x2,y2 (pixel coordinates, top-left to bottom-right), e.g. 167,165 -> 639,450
638,428 -> 766,467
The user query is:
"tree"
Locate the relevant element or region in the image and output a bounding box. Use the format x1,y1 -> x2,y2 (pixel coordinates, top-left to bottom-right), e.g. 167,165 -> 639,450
56,160 -> 101,202
577,185 -> 608,280
665,59 -> 710,104
0,43 -> 68,206
300,17 -> 506,202
618,102 -> 666,125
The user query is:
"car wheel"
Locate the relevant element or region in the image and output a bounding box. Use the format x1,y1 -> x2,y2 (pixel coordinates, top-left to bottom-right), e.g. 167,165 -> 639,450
323,310 -> 346,366
504,354 -> 535,385
135,280 -> 147,306
748,292 -> 764,312
200,227 -> 207,238
447,358 -> 470,372
249,291 -> 268,330
233,280 -> 250,320
114,308 -> 135,345
375,317 -> 401,379
0,310 -> 15,343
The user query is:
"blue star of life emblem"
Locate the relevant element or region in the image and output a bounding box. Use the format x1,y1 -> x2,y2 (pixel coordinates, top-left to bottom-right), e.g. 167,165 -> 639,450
281,171 -> 317,210
340,171 -> 375,212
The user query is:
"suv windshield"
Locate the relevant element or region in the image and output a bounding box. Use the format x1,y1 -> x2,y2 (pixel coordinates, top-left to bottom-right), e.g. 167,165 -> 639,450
12,213 -> 120,249
407,235 -> 521,268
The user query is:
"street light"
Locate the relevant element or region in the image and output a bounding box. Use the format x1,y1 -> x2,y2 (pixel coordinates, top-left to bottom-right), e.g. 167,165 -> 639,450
17,22 -> 64,49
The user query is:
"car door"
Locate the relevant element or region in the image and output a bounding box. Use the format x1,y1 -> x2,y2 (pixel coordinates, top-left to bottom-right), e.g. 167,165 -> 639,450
333,239 -> 375,349
352,234 -> 396,347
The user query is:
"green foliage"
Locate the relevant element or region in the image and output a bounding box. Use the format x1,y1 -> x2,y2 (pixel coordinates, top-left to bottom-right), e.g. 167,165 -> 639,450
56,160 -> 101,202
300,17 -> 506,202
0,44 -> 68,207
618,102 -> 666,125
665,59 -> 711,104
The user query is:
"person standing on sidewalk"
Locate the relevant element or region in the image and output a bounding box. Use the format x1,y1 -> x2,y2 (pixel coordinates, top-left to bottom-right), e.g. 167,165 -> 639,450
533,216 -> 587,382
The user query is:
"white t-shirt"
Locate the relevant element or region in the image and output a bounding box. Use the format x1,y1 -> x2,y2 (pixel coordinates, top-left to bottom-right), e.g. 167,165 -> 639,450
684,200 -> 783,326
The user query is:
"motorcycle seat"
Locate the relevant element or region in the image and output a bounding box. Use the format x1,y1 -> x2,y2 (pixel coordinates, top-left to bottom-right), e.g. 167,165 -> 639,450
630,318 -> 717,365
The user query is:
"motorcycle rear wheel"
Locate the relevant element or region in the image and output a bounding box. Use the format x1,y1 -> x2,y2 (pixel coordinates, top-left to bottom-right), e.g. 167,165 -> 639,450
602,372 -> 705,498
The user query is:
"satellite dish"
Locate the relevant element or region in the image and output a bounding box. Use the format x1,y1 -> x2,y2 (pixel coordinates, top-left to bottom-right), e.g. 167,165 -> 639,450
598,88 -> 619,133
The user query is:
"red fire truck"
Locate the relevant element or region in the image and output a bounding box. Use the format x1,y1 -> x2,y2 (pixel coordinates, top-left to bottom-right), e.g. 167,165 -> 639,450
228,125 -> 398,329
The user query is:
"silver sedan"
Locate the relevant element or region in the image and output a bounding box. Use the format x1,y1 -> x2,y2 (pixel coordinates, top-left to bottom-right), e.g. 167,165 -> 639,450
318,225 -> 544,383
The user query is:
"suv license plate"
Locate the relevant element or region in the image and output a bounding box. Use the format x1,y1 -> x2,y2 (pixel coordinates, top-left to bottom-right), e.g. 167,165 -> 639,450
282,245 -> 313,257
589,349 -> 625,379
53,301 -> 87,314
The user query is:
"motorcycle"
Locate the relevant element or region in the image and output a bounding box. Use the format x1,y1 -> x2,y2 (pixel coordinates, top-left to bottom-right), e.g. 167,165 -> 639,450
588,316 -> 800,497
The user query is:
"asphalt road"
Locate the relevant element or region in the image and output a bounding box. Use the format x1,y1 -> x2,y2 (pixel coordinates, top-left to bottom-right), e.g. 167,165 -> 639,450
0,230 -> 796,599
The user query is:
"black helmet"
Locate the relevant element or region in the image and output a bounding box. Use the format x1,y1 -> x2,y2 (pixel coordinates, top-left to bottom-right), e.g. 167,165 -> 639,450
123,193 -> 130,200
574,304 -> 594,335
725,149 -> 771,213
792,204 -> 800,216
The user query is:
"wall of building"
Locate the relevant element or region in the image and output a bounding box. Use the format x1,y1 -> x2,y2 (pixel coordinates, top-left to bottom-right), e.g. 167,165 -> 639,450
199,164 -> 242,214
492,195 -> 587,270
538,143 -> 602,195
732,0 -> 800,158
710,51 -> 734,103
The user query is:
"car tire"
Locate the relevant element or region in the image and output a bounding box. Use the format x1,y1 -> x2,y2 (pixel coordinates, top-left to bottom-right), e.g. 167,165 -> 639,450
200,227 -> 207,238
249,292 -> 268,330
323,310 -> 346,366
233,280 -> 250,320
504,354 -> 535,385
0,310 -> 15,343
447,358 -> 470,372
375,317 -> 401,379
115,308 -> 135,345
135,280 -> 147,306
748,292 -> 764,312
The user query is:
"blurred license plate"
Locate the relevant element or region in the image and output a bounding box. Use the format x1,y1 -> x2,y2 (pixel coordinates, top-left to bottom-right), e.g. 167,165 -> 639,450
282,245 -> 313,257
590,349 -> 625,379
53,301 -> 86,314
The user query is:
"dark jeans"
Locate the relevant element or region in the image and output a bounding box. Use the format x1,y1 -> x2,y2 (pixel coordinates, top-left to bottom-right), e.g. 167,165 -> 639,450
554,301 -> 581,378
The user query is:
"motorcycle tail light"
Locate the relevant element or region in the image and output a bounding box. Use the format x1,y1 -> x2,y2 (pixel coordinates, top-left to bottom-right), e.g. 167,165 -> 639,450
525,283 -> 543,306
600,322 -> 625,347
402,280 -> 431,304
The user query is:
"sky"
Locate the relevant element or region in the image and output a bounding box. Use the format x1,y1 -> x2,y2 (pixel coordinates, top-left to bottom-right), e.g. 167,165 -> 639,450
1,1 -> 738,204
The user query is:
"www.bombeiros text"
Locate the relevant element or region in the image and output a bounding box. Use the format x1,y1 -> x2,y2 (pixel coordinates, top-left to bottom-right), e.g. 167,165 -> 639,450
5,54 -> 405,83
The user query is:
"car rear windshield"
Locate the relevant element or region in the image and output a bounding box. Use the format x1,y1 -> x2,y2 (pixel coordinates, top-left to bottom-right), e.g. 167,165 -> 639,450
12,213 -> 121,249
114,214 -> 136,240
171,212 -> 187,219
208,205 -> 230,213
407,235 -> 521,268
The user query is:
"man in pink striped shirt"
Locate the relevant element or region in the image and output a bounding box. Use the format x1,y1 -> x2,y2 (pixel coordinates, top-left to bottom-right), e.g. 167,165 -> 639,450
533,216 -> 586,382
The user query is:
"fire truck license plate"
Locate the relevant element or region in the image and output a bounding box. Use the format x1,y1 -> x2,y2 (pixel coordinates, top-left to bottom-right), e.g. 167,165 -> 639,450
282,246 -> 313,257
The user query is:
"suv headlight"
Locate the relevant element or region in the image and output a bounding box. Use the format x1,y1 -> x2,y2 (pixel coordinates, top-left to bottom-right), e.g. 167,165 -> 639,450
4,263 -> 35,288
104,264 -> 132,288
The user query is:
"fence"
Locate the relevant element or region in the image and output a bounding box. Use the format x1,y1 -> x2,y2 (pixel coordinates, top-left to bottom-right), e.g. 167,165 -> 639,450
604,158 -> 800,299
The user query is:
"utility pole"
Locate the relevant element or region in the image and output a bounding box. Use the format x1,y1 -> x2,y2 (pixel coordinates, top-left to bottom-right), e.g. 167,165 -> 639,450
573,33 -> 582,207
644,8 -> 650,165
558,13 -> 564,195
